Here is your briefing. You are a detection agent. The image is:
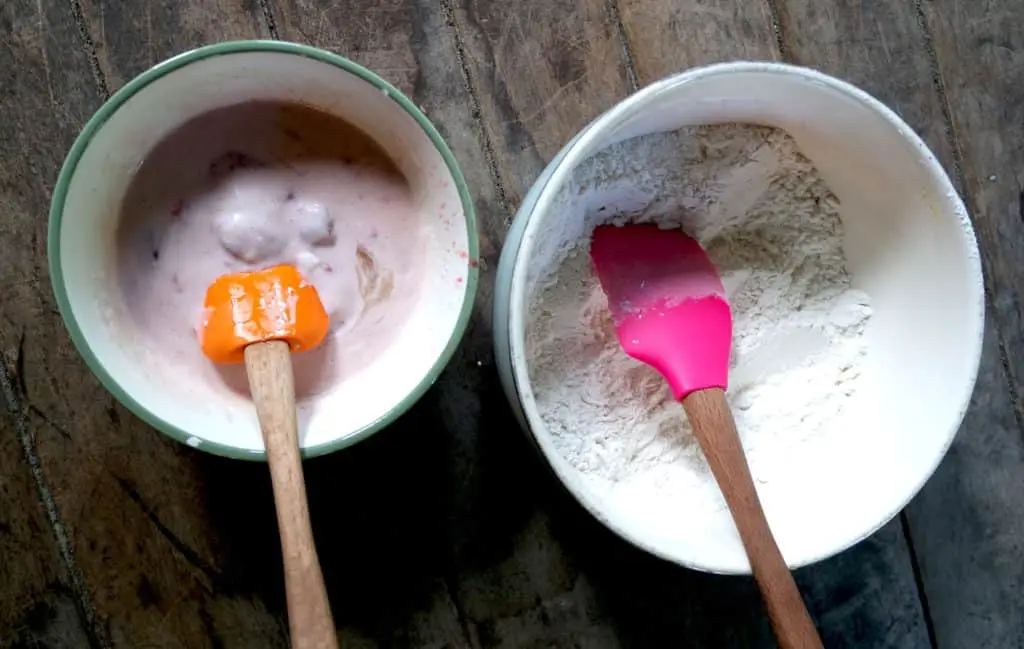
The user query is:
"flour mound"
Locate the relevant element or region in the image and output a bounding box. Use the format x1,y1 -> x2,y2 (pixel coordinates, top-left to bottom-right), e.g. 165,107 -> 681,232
525,124 -> 872,493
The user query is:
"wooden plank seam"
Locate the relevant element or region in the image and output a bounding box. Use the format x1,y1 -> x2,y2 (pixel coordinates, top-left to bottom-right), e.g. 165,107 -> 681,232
0,358 -> 110,649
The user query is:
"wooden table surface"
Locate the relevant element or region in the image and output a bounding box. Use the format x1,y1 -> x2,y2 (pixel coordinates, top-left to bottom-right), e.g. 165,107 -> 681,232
1,1 -> 1021,647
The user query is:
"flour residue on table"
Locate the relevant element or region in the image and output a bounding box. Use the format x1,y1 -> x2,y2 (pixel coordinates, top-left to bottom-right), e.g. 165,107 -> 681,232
525,124 -> 872,512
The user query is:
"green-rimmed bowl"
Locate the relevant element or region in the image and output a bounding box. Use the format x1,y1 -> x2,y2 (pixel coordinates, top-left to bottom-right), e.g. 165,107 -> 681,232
48,41 -> 478,460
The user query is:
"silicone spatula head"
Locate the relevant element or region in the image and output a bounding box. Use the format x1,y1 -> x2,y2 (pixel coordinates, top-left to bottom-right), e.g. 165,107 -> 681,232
199,263 -> 330,364
590,224 -> 732,400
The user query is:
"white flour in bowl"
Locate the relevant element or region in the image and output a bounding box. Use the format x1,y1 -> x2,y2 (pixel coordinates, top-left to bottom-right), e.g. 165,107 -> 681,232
525,124 -> 872,516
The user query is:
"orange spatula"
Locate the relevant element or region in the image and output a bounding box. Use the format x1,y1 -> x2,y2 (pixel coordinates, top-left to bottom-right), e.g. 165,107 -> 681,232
201,264 -> 338,649
590,224 -> 823,649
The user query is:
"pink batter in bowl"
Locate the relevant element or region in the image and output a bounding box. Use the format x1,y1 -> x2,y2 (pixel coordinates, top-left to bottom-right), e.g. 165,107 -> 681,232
48,41 -> 479,459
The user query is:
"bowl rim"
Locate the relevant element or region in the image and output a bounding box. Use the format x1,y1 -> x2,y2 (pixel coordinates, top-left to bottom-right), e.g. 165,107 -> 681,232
505,60 -> 985,573
47,40 -> 480,461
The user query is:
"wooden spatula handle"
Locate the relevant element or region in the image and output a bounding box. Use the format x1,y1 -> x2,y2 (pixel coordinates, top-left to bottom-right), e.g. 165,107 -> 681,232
682,388 -> 823,649
245,340 -> 338,649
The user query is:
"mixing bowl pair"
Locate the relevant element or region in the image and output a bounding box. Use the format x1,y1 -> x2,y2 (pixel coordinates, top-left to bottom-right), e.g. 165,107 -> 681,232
50,41 -> 983,573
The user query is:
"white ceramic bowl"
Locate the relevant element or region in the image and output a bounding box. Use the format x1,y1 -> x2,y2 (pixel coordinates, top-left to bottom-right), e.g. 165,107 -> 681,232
493,62 -> 984,573
49,41 -> 478,460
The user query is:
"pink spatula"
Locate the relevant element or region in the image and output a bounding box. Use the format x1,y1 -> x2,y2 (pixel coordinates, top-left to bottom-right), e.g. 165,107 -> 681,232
590,224 -> 823,649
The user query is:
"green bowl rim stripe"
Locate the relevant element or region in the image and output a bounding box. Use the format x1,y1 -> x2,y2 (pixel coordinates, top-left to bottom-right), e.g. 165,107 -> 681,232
47,40 -> 480,461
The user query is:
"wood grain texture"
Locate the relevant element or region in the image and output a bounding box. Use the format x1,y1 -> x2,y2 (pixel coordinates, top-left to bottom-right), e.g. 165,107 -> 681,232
541,482 -> 929,648
0,412 -> 91,648
617,0 -> 779,83
79,0 -> 266,90
0,1 -> 117,646
914,16 -> 1024,645
774,0 -> 954,175
903,313 -> 1024,648
2,1 -> 293,647
918,0 -> 1024,426
3,0 -> 1017,647
449,0 -> 633,206
0,4 -> 95,619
